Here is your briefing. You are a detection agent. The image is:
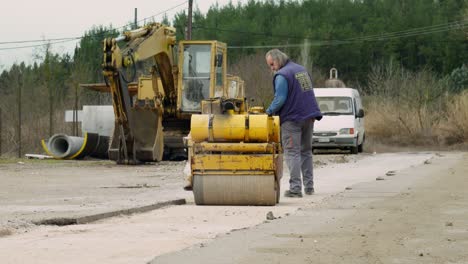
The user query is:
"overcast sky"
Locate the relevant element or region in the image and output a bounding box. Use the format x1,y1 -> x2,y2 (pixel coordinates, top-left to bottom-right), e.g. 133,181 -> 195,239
0,0 -> 250,71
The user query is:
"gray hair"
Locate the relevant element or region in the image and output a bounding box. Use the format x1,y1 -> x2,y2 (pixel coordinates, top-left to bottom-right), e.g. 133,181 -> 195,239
265,49 -> 289,68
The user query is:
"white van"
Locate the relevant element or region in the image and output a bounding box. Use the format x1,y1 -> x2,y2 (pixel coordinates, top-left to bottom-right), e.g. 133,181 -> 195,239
313,88 -> 365,154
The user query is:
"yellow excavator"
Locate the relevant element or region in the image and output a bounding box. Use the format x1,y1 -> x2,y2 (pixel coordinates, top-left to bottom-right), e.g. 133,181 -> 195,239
83,23 -> 283,205
83,23 -> 245,163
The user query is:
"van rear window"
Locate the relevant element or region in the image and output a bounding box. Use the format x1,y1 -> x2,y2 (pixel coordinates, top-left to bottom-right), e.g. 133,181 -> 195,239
316,97 -> 353,115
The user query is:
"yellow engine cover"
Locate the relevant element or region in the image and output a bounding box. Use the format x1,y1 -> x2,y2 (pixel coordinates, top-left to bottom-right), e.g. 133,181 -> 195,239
191,114 -> 280,143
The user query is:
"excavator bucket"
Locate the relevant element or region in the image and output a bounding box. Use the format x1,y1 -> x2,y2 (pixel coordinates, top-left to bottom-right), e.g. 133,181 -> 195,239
108,107 -> 164,163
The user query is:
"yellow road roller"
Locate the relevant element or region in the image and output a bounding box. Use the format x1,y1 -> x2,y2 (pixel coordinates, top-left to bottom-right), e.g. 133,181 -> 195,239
186,98 -> 283,206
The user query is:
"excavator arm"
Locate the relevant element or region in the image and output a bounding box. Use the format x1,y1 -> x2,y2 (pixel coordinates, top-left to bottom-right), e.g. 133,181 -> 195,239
102,23 -> 177,164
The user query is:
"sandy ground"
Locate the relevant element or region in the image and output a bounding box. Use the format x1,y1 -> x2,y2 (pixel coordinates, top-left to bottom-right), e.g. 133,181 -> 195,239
0,152 -> 466,263
152,152 -> 468,264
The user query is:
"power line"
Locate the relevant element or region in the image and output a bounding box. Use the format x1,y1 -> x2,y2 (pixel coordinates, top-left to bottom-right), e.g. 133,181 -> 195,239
199,19 -> 468,45
193,26 -> 307,40
0,39 -> 81,51
0,37 -> 81,45
345,19 -> 468,41
0,2 -> 188,51
135,1 -> 187,26
228,38 -> 465,49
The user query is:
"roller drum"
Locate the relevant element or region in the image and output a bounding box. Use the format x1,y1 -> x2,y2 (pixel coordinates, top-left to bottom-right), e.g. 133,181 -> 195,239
193,174 -> 277,206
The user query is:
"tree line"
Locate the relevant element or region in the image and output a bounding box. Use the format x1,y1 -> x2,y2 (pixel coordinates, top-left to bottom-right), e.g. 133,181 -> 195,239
173,0 -> 467,87
0,0 -> 467,156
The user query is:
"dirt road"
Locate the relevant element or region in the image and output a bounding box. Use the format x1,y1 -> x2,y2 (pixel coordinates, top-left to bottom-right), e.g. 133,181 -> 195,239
153,152 -> 468,264
0,152 -> 466,263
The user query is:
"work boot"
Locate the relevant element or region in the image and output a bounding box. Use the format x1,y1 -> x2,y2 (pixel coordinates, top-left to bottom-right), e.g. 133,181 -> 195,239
305,188 -> 315,195
284,190 -> 303,198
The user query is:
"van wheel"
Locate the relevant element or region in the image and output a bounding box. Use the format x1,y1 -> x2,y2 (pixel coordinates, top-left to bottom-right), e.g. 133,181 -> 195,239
351,144 -> 358,154
358,134 -> 365,153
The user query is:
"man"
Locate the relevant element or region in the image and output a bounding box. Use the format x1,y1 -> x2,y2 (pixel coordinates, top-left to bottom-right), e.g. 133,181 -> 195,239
265,49 -> 322,197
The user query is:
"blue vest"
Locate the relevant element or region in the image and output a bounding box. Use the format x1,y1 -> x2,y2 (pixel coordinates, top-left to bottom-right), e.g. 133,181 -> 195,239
274,61 -> 322,124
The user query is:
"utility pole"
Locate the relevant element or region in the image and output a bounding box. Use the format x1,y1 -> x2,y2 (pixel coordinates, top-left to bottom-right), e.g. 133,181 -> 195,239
47,58 -> 53,138
187,0 -> 193,40
0,108 -> 2,157
134,8 -> 138,29
17,74 -> 22,158
73,84 -> 78,136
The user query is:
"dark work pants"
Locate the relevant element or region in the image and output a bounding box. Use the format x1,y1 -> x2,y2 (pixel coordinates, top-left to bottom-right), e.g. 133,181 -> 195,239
281,119 -> 315,193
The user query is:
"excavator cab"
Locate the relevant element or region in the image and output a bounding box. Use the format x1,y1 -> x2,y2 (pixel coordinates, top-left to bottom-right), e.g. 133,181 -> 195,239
177,41 -> 227,113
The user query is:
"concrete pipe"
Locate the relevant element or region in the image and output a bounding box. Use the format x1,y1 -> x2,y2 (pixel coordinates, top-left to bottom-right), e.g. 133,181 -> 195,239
47,134 -> 85,159
42,132 -> 110,160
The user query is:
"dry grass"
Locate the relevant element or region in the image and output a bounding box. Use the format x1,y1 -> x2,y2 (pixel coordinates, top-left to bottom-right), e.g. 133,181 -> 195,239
0,228 -> 13,237
0,95 -> 72,157
364,98 -> 441,146
364,91 -> 467,149
437,91 -> 468,145
364,92 -> 468,150
362,64 -> 468,149
229,51 -> 328,107
229,52 -> 274,107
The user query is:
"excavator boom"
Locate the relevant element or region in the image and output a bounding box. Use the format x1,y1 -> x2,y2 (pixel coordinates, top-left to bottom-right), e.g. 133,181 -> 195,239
102,23 -> 175,163
96,23 -> 245,163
